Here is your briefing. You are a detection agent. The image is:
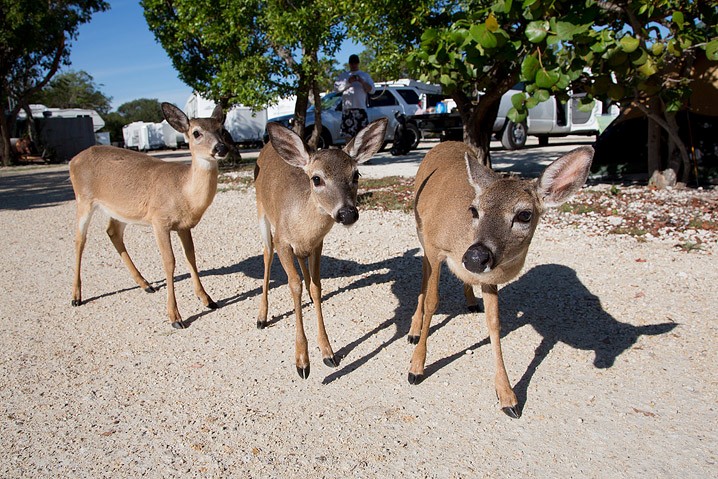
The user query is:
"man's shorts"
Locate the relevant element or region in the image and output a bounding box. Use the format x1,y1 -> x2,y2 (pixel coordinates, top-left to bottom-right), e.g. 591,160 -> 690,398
341,108 -> 369,138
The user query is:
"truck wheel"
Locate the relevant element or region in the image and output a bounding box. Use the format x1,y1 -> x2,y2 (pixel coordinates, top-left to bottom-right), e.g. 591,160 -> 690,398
406,123 -> 421,150
501,121 -> 527,150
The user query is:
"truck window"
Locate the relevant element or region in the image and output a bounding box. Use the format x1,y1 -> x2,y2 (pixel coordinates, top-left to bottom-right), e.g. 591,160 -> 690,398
395,89 -> 420,105
368,90 -> 399,108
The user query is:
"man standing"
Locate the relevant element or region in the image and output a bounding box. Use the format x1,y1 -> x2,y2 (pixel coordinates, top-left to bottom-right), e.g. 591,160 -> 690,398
334,54 -> 375,138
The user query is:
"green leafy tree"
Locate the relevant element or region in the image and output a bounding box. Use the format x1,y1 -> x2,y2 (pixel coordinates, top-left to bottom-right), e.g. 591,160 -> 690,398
0,0 -> 108,165
350,0 -> 716,178
142,0 -> 344,147
570,1 -> 718,182
348,0 -> 597,166
32,70 -> 112,115
117,98 -> 164,123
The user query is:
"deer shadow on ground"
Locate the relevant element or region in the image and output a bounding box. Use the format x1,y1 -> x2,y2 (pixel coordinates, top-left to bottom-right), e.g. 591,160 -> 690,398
185,248 -> 424,375
420,263 -> 677,411
159,248 -> 677,411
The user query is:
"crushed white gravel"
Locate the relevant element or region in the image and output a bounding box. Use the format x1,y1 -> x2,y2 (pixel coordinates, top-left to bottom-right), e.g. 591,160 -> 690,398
1,164 -> 716,478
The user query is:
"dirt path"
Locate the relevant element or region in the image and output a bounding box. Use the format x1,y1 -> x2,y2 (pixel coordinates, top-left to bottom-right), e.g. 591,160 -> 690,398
1,165 -> 716,478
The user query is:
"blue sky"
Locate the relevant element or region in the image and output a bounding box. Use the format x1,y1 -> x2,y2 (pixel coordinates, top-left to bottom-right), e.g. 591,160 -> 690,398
67,0 -> 361,112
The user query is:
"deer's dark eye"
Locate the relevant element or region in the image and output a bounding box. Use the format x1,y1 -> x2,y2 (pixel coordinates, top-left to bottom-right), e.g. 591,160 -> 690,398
515,210 -> 533,223
352,171 -> 360,183
469,206 -> 479,219
312,176 -> 323,187
192,130 -> 202,139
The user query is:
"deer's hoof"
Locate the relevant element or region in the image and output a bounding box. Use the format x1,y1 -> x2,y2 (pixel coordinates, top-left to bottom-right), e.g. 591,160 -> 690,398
467,304 -> 483,313
407,372 -> 423,385
502,405 -> 521,419
256,320 -> 267,329
144,285 -> 156,293
206,300 -> 218,310
407,335 -> 419,345
296,365 -> 310,379
71,299 -> 82,307
323,356 -> 339,368
171,320 -> 186,330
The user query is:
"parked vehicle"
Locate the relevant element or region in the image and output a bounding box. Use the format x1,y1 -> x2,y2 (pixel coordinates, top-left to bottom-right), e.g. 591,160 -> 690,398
122,120 -> 181,151
266,84 -> 426,148
409,85 -> 603,150
495,86 -> 602,149
185,93 -> 269,148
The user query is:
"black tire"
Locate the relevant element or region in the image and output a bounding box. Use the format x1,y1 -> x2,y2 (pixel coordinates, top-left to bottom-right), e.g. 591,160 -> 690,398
537,135 -> 549,147
405,122 -> 421,150
501,121 -> 528,150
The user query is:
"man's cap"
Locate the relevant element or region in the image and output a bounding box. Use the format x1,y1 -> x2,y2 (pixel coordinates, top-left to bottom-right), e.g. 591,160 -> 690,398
349,54 -> 360,64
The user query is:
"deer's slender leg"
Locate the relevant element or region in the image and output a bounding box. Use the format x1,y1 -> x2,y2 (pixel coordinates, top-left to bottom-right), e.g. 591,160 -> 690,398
177,228 -> 217,309
276,244 -> 309,379
482,283 -> 520,418
72,202 -> 94,306
308,241 -> 337,367
257,211 -> 274,329
106,218 -> 155,293
408,254 -> 430,344
464,283 -> 482,312
408,249 -> 441,384
297,256 -> 311,298
152,224 -> 182,328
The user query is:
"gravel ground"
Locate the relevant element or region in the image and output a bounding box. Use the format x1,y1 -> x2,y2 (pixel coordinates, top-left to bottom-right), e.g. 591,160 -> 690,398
1,159 -> 717,478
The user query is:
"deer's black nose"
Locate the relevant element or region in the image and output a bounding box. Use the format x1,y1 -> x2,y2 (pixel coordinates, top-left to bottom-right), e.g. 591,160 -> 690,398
336,206 -> 359,225
214,143 -> 229,158
463,243 -> 493,273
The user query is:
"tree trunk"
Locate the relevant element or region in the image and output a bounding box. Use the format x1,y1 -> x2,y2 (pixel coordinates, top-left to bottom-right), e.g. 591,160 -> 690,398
1,102 -> 22,166
453,90 -> 502,169
306,51 -> 323,150
293,73 -> 310,141
646,115 -> 661,176
635,100 -> 692,184
663,111 -> 691,183
0,111 -> 12,167
307,79 -> 323,150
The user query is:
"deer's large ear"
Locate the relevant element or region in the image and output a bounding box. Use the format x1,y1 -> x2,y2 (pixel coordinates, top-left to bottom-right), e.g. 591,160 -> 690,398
343,118 -> 388,164
537,146 -> 594,207
266,122 -> 311,168
464,150 -> 496,193
162,102 -> 190,133
210,104 -> 225,124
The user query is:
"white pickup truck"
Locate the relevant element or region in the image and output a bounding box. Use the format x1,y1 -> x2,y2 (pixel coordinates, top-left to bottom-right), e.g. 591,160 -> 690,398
495,87 -> 602,149
410,85 -> 602,150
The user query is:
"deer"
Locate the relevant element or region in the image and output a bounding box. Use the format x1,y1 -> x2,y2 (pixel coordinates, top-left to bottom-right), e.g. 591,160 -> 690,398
409,141 -> 594,418
254,118 -> 388,379
70,102 -> 229,329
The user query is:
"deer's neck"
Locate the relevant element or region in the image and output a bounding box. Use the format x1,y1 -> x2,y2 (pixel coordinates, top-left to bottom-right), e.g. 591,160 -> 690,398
282,193 -> 334,258
184,156 -> 219,215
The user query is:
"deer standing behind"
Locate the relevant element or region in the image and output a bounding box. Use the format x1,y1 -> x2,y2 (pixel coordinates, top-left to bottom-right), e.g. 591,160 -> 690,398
70,103 -> 229,329
255,119 -> 387,379
409,141 -> 594,418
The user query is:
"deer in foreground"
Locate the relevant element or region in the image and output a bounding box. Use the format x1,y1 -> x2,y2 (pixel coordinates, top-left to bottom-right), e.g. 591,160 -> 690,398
409,141 -> 594,418
255,118 -> 388,379
70,102 -> 229,329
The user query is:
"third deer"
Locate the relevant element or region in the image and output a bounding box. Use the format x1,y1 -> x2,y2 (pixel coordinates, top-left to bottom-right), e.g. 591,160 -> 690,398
409,141 -> 594,418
